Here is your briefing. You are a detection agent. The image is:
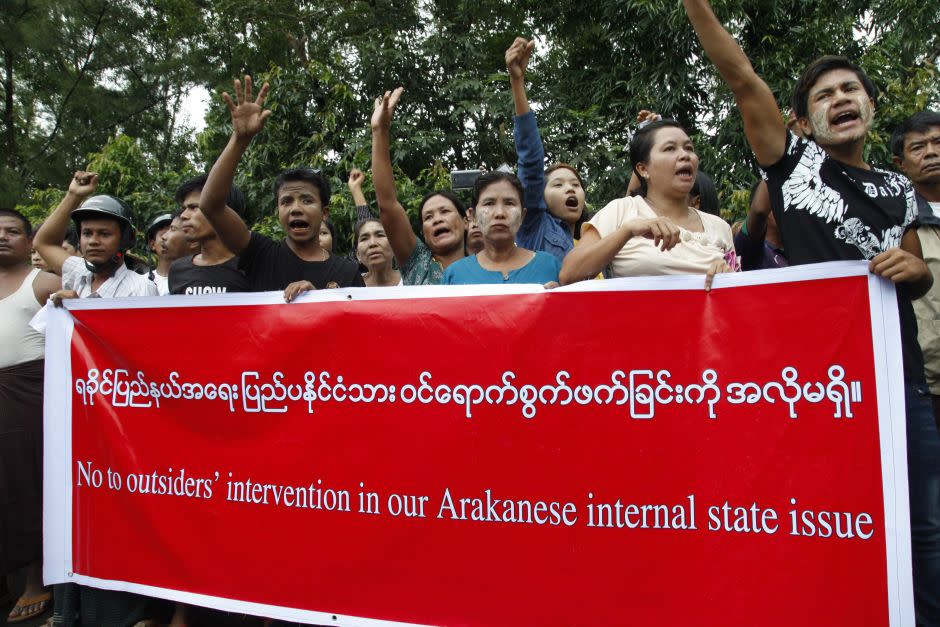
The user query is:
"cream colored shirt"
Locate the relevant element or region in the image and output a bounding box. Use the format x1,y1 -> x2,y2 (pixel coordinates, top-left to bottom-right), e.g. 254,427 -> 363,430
915,223 -> 940,394
0,268 -> 45,368
585,196 -> 734,278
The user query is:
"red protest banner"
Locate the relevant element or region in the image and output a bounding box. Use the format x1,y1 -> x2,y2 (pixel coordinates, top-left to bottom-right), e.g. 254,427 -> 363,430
43,262 -> 913,626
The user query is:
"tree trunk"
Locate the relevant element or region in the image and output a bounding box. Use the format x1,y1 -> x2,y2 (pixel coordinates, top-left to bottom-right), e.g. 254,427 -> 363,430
3,48 -> 15,168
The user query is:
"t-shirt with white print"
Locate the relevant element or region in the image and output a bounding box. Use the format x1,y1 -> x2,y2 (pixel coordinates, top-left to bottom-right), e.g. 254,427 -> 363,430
762,131 -> 924,383
762,131 -> 917,264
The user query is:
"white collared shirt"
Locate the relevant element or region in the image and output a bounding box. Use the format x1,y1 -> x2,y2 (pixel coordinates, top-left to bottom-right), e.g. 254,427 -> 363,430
61,256 -> 159,298
151,271 -> 169,295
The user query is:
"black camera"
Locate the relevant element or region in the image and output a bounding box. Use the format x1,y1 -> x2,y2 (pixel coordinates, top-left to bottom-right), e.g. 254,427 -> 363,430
450,169 -> 483,190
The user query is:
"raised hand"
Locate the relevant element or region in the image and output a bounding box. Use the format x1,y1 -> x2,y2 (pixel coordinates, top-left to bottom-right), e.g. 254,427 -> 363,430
348,168 -> 365,191
222,75 -> 272,140
505,37 -> 534,80
636,110 -> 662,127
67,171 -> 99,199
371,87 -> 404,132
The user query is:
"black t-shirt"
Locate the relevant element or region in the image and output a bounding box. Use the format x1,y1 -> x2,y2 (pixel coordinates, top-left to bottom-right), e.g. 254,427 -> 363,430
168,255 -> 250,295
238,232 -> 365,292
763,132 -> 924,383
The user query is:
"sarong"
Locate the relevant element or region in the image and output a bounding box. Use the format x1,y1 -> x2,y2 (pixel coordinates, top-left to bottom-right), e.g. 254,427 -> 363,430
0,358 -> 44,574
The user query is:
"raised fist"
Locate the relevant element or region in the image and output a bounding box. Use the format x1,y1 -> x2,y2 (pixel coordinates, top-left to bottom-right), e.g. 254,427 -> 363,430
67,171 -> 99,198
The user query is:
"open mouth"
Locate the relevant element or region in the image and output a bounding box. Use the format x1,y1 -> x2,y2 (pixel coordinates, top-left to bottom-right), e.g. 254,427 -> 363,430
676,165 -> 694,181
288,219 -> 310,230
432,226 -> 451,238
565,196 -> 580,208
831,111 -> 860,128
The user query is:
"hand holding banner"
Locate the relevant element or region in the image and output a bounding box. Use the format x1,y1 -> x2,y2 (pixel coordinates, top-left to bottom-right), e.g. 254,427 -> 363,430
43,262 -> 913,626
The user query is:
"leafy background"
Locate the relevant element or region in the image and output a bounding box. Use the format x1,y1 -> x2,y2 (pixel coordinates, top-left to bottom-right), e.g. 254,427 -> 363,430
3,0 -> 938,255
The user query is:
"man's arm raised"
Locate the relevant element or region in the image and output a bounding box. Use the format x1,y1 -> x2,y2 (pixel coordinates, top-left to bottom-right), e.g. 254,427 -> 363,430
370,87 -> 417,268
201,75 -> 272,256
683,0 -> 786,167
34,171 -> 98,276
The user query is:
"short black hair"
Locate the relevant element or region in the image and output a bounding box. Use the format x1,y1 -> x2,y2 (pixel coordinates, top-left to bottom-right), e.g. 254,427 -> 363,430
0,208 -> 32,237
321,217 -> 335,241
890,110 -> 940,159
691,171 -> 719,216
174,174 -> 247,217
418,190 -> 467,219
273,168 -> 331,208
471,171 -> 525,208
792,56 -> 877,120
64,223 -> 79,248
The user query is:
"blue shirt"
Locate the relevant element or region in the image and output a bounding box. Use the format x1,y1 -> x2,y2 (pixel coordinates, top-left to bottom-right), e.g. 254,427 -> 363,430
513,111 -> 575,262
443,251 -> 561,285
733,224 -> 788,271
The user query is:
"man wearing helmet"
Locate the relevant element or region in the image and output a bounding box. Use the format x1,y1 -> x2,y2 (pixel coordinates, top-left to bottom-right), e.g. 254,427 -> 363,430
33,171 -> 158,301
145,212 -> 174,294
32,172 -> 167,625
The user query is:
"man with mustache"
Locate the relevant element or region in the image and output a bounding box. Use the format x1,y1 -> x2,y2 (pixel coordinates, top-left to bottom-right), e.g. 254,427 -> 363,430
893,111 -> 940,433
33,172 -> 158,301
32,173 -> 167,625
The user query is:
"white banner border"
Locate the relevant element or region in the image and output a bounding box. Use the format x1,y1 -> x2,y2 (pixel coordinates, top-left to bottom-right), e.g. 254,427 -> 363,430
868,271 -> 915,625
42,260 -> 914,626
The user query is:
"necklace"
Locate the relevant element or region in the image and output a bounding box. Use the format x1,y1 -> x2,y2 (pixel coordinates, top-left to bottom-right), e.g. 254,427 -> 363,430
644,197 -> 704,232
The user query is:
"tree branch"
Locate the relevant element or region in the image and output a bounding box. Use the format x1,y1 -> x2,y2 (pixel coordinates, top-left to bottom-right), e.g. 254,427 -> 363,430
22,1 -> 108,169
64,93 -> 174,152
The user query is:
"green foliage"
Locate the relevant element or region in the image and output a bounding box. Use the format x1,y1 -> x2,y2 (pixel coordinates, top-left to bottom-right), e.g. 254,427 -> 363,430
86,134 -> 198,227
15,188 -> 65,229
521,0 -> 939,221
14,133 -> 198,264
2,0 -> 211,204
9,0 -> 940,238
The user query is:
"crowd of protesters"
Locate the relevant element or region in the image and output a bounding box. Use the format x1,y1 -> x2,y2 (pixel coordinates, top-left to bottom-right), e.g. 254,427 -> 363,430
3,0 -> 940,624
